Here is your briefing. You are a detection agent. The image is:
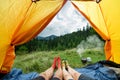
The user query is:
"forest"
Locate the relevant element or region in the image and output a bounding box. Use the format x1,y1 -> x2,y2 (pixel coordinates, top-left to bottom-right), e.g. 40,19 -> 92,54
15,24 -> 104,53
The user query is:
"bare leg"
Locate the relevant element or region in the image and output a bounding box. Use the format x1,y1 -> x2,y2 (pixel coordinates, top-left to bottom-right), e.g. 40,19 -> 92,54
62,60 -> 73,80
65,61 -> 81,80
40,57 -> 57,80
40,67 -> 54,80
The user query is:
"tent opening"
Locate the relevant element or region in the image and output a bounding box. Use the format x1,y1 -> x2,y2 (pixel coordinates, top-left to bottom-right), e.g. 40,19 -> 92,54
14,1 -> 105,73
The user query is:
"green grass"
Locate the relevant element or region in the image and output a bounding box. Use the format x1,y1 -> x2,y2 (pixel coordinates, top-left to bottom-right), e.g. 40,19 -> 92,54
13,48 -> 105,73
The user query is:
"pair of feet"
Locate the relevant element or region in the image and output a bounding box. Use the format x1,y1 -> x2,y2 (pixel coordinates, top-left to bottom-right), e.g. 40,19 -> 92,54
40,57 -> 81,80
52,57 -> 62,69
40,57 -> 62,80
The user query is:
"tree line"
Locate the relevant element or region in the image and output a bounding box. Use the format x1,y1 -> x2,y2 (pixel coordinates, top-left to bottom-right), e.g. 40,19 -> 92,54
15,25 -> 103,53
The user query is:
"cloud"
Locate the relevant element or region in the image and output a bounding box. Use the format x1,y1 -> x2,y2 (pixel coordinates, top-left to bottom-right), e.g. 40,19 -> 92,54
39,1 -> 88,37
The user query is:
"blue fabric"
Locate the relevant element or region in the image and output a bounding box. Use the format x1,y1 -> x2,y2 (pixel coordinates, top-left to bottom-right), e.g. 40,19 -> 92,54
75,62 -> 118,80
2,68 -> 39,80
2,62 -> 118,80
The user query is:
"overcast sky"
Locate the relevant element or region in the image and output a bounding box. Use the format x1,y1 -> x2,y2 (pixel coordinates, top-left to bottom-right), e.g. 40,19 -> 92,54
39,1 -> 89,37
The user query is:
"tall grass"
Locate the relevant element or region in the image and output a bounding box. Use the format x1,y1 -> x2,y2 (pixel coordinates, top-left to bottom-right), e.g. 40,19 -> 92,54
13,48 -> 105,73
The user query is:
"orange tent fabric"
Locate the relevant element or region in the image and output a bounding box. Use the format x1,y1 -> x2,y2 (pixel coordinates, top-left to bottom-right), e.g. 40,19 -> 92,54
0,0 -> 66,73
72,0 -> 120,63
0,0 -> 120,73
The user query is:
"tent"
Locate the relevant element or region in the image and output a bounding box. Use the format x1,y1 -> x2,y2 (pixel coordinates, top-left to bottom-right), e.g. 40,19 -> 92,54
0,0 -> 120,73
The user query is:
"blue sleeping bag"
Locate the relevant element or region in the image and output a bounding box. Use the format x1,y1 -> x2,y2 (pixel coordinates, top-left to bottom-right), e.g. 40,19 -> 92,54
2,68 -> 39,80
75,62 -> 118,80
2,61 -> 118,80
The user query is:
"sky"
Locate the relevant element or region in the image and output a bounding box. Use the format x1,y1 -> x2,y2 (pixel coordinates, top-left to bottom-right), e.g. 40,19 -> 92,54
39,1 -> 89,37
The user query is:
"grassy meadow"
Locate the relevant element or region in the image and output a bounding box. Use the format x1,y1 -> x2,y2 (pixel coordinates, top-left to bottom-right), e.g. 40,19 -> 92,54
13,48 -> 105,73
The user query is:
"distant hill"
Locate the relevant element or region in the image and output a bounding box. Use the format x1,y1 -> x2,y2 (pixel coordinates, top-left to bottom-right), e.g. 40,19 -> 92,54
37,35 -> 57,40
